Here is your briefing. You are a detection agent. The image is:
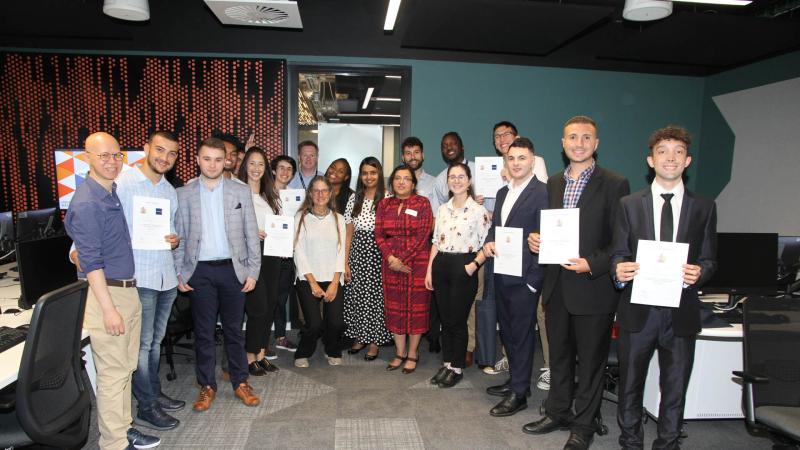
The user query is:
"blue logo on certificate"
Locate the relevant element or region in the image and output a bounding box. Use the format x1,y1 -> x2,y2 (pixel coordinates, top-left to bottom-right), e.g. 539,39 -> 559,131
155,208 -> 163,215
282,223 -> 288,229
491,165 -> 497,170
295,196 -> 301,201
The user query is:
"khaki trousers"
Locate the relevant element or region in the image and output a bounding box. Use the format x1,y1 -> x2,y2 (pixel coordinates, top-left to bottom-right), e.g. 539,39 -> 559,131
467,265 -> 485,353
85,286 -> 142,450
538,295 -> 549,367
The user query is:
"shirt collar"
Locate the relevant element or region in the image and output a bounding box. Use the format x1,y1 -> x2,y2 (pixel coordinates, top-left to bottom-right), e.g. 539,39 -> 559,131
651,179 -> 684,199
446,195 -> 476,211
129,165 -> 169,187
85,174 -> 116,198
565,161 -> 596,182
509,173 -> 534,192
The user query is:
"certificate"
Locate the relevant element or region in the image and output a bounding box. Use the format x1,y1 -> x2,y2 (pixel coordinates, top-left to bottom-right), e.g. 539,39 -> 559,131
131,195 -> 171,250
493,227 -> 523,277
538,208 -> 580,265
263,215 -> 294,258
630,239 -> 689,308
279,189 -> 305,217
474,157 -> 506,198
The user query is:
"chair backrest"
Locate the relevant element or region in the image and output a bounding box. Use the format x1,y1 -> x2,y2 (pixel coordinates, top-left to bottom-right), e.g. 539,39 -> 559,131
15,281 -> 90,448
742,296 -> 800,408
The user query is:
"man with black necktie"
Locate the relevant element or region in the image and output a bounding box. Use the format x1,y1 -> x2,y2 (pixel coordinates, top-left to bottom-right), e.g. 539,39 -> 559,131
611,126 -> 717,450
525,116 -> 630,450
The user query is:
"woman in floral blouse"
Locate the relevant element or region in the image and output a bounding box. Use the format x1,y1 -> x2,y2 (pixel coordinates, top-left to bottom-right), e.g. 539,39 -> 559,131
425,162 -> 491,387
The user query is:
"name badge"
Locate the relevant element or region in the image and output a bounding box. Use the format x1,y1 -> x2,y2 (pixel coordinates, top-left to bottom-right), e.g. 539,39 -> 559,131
405,208 -> 418,217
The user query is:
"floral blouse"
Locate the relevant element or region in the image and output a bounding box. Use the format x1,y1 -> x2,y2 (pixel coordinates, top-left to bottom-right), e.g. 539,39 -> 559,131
432,196 -> 491,253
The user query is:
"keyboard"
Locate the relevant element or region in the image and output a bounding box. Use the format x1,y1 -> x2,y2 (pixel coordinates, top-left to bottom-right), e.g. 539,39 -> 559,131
0,326 -> 27,353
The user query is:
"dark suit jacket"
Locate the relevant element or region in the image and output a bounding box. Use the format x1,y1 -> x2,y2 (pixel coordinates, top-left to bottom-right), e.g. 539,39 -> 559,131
610,187 -> 717,336
486,176 -> 548,292
542,166 -> 630,315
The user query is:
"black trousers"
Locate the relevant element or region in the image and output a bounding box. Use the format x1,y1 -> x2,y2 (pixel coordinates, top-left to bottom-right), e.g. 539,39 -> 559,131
244,255 -> 280,353
431,252 -> 479,369
270,257 -> 295,339
295,280 -> 345,359
545,280 -> 614,434
188,261 -> 248,390
495,277 -> 538,396
617,308 -> 696,450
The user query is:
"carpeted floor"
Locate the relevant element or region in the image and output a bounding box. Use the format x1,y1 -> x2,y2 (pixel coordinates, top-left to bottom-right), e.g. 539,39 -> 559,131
81,332 -> 771,449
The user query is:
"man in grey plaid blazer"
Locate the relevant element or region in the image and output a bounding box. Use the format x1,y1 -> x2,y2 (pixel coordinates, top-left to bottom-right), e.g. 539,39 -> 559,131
173,137 -> 262,411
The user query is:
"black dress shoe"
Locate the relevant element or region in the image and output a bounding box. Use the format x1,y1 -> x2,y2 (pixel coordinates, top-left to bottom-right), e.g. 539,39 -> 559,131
157,392 -> 185,412
249,361 -> 267,376
487,380 -> 531,398
563,431 -> 594,450
438,369 -> 463,388
428,340 -> 441,353
348,344 -> 366,354
430,366 -> 449,385
134,405 -> 179,431
489,392 -> 528,417
522,416 -> 570,435
258,358 -> 280,372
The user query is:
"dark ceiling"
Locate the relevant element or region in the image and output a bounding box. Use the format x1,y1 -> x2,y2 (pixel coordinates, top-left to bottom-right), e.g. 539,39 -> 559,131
1,0 -> 799,76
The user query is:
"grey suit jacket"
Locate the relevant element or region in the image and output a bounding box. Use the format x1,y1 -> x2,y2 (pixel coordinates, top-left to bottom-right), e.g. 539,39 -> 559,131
173,177 -> 261,284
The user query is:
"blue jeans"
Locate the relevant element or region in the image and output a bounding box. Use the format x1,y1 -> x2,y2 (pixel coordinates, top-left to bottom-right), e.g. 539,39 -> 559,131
132,286 -> 177,410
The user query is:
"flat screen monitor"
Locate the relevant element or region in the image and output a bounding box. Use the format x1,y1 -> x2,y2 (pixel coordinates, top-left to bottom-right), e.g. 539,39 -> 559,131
0,211 -> 13,253
701,232 -> 778,296
16,235 -> 77,309
778,236 -> 800,273
16,207 -> 63,242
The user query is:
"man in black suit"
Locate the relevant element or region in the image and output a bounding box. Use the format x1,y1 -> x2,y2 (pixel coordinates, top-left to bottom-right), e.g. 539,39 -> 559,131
525,116 -> 630,450
482,137 -> 548,417
611,126 -> 717,450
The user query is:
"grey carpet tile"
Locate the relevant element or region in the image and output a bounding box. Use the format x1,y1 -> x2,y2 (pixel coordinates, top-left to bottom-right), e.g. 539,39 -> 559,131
408,378 -> 476,390
334,418 -> 425,450
245,418 -> 336,449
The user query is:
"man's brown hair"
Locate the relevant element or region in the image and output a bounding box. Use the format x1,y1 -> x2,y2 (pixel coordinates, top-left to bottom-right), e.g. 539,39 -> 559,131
648,126 -> 692,153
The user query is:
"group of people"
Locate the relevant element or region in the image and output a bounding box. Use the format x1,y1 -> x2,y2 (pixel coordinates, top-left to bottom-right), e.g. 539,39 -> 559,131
65,114 -> 717,450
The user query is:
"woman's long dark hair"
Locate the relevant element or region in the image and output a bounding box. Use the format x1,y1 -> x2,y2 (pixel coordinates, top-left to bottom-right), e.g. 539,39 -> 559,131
351,157 -> 385,218
238,147 -> 280,214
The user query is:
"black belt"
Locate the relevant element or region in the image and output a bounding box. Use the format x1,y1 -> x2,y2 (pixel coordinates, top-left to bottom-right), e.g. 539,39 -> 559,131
199,259 -> 233,266
106,279 -> 137,288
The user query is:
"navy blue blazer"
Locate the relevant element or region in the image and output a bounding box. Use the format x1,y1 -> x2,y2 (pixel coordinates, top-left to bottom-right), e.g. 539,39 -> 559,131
486,176 -> 549,292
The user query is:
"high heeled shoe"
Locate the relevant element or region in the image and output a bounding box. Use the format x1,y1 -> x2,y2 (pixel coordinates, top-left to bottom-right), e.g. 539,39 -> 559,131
364,345 -> 379,361
386,354 -> 406,371
402,356 -> 419,374
347,344 -> 366,355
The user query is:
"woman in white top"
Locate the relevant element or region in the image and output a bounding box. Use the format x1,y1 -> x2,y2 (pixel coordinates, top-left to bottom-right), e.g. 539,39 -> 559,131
293,176 -> 347,368
425,162 -> 491,387
237,148 -> 282,375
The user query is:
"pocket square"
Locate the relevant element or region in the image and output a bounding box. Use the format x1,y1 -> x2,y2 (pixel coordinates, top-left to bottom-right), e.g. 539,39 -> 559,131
235,203 -> 242,209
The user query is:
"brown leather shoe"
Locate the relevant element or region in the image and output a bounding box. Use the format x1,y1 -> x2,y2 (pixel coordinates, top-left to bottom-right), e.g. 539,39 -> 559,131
234,383 -> 260,407
465,351 -> 474,368
193,385 -> 216,412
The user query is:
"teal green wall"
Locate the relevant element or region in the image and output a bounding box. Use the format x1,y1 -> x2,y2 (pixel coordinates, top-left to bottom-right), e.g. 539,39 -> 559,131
696,51 -> 800,197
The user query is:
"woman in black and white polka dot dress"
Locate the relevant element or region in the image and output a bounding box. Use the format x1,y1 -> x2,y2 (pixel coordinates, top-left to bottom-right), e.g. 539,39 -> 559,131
344,157 -> 393,359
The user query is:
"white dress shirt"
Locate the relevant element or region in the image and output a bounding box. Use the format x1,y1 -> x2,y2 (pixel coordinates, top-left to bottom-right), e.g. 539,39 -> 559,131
651,180 -> 684,242
500,173 -> 535,226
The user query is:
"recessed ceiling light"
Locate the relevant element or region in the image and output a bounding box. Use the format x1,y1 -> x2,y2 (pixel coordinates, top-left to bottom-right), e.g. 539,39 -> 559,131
673,0 -> 751,5
362,87 -> 374,110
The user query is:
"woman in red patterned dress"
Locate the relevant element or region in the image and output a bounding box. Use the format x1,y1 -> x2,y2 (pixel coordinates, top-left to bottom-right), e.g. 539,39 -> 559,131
375,165 -> 433,374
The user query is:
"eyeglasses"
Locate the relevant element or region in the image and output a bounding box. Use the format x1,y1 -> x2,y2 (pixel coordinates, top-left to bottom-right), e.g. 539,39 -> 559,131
448,175 -> 468,182
311,188 -> 330,194
88,151 -> 124,162
493,131 -> 514,140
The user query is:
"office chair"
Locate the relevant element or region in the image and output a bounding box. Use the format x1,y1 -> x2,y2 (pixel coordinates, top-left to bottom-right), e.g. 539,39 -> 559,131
161,293 -> 194,381
733,296 -> 800,449
0,281 -> 90,449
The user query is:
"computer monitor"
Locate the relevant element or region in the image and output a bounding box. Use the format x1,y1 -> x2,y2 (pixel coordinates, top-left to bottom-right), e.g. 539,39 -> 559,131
16,207 -> 63,242
701,232 -> 778,296
778,236 -> 800,273
0,211 -> 13,253
15,235 -> 78,309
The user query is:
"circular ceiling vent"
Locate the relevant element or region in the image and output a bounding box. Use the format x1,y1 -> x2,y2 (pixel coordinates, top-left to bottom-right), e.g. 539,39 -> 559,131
224,5 -> 289,24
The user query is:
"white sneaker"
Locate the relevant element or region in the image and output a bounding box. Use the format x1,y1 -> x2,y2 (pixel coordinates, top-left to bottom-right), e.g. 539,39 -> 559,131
537,368 -> 551,390
482,356 -> 509,375
326,356 -> 343,366
294,358 -> 309,368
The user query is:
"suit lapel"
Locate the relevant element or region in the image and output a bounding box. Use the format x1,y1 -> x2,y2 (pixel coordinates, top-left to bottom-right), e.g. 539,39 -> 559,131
551,173 -> 566,209
576,167 -> 603,209
222,179 -> 233,236
676,190 -> 694,243
505,180 -> 535,226
640,189 -> 656,241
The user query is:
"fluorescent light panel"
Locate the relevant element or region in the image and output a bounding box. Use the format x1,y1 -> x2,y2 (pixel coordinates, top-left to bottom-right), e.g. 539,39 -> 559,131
673,0 -> 751,5
373,97 -> 401,102
338,113 -> 401,118
384,0 -> 401,31
362,87 -> 374,110
385,75 -> 402,79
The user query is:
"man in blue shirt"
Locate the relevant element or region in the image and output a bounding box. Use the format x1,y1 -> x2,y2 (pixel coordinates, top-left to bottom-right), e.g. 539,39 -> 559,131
65,132 -> 159,450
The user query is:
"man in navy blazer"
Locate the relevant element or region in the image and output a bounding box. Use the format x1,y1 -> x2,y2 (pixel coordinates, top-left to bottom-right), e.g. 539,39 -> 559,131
611,126 -> 717,450
482,137 -> 548,417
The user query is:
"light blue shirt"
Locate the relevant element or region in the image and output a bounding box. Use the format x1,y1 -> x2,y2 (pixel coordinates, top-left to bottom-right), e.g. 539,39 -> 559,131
415,169 -> 439,214
116,167 -> 179,291
197,178 -> 231,261
288,169 -> 322,190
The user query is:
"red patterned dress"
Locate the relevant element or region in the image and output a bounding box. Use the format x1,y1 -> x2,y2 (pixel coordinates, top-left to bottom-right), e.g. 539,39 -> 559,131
374,194 -> 433,335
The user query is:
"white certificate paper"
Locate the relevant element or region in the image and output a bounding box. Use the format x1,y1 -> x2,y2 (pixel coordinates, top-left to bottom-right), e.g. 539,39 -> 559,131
474,157 -> 506,198
494,227 -> 523,277
538,208 -> 580,265
630,239 -> 689,308
279,189 -> 305,217
131,196 -> 171,250
263,215 -> 294,258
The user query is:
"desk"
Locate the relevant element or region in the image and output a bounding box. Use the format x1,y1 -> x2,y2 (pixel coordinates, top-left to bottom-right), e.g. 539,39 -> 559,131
0,302 -> 96,393
642,323 -> 743,420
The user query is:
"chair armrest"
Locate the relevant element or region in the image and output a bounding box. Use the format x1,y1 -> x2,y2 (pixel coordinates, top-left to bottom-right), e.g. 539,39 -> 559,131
0,384 -> 15,411
732,370 -> 769,384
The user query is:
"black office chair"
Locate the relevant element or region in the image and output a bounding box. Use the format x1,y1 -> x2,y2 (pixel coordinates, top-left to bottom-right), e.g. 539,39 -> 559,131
0,280 -> 91,449
161,292 -> 194,381
733,296 -> 800,449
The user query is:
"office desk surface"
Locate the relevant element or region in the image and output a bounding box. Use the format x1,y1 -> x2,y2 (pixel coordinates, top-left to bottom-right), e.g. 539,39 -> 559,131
0,309 -> 33,389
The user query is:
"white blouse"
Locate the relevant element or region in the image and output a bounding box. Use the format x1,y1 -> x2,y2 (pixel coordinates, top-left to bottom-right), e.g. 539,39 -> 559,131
252,193 -> 276,231
294,210 -> 347,284
432,196 -> 491,254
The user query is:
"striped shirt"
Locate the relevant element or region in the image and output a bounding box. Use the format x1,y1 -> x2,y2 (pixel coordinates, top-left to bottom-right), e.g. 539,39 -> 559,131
562,162 -> 595,209
116,166 -> 179,291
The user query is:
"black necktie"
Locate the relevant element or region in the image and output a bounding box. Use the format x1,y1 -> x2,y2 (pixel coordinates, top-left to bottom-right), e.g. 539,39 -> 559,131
660,193 -> 674,242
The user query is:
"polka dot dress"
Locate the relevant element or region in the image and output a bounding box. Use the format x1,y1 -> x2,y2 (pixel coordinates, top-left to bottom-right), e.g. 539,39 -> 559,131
344,194 -> 393,345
